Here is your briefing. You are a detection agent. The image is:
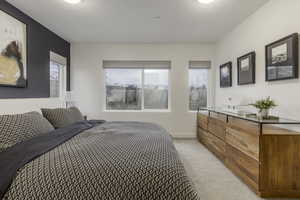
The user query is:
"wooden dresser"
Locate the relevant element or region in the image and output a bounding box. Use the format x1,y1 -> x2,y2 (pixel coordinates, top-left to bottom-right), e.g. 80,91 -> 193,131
197,109 -> 300,198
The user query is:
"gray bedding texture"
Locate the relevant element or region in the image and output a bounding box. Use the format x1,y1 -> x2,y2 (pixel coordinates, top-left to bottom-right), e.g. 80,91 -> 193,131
1,121 -> 200,200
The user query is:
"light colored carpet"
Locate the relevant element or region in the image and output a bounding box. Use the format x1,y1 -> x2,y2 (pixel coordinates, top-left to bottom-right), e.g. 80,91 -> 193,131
174,139 -> 294,200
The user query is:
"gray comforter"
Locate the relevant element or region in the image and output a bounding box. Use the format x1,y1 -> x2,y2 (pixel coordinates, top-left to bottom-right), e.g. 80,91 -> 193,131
2,121 -> 200,200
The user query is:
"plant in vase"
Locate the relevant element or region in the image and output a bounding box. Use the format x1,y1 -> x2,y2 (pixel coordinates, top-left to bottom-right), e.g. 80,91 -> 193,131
249,97 -> 277,119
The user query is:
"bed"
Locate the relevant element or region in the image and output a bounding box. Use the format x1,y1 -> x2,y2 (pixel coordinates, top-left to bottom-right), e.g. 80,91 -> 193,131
0,110 -> 200,200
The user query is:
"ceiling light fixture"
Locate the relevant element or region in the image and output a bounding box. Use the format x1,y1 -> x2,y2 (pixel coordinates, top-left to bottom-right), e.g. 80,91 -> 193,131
64,0 -> 82,4
197,0 -> 215,4
153,16 -> 161,19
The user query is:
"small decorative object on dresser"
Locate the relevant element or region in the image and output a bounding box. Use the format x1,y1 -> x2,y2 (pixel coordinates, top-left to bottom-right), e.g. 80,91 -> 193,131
220,62 -> 232,88
237,52 -> 256,85
266,33 -> 299,81
250,96 -> 277,119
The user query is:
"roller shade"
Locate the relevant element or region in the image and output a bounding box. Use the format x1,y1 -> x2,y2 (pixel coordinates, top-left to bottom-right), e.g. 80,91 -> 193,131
103,60 -> 171,69
189,61 -> 211,69
50,51 -> 67,66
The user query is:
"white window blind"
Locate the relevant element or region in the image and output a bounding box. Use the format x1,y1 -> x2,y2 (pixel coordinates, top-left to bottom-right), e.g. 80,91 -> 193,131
189,61 -> 211,69
50,51 -> 67,66
103,60 -> 171,69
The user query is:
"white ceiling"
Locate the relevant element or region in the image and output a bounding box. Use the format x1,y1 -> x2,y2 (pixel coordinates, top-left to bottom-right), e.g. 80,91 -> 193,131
7,0 -> 269,43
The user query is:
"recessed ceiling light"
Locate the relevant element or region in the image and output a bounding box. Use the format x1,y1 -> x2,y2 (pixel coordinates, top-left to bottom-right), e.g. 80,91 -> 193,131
153,16 -> 161,19
64,0 -> 82,4
197,0 -> 215,4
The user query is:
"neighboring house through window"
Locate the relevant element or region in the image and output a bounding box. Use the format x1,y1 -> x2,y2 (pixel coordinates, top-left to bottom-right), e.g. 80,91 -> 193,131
104,61 -> 170,111
189,61 -> 211,111
50,52 -> 66,99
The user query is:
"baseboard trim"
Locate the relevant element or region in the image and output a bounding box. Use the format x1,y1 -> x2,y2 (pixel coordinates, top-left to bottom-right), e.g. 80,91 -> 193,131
171,132 -> 196,139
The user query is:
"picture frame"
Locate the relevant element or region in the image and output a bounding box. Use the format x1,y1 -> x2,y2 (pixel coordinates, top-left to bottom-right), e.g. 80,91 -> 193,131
0,9 -> 27,88
220,62 -> 232,88
265,33 -> 298,81
237,51 -> 256,85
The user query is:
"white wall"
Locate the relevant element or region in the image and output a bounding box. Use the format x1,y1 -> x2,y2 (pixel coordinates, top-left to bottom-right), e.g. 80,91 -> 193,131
71,43 -> 215,138
0,98 -> 64,114
215,0 -> 300,120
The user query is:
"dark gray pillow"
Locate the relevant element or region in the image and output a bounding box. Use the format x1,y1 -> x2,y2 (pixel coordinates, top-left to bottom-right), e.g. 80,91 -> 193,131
41,107 -> 84,129
0,112 -> 54,151
69,107 -> 84,122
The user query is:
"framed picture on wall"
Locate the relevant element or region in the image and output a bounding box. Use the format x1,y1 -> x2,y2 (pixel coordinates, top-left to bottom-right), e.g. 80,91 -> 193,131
237,52 -> 256,85
266,33 -> 298,81
220,62 -> 232,88
0,9 -> 27,88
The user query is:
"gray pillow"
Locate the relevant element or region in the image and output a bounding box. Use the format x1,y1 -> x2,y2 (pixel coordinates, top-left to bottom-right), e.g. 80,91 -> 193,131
41,107 -> 84,129
0,112 -> 54,151
69,107 -> 84,122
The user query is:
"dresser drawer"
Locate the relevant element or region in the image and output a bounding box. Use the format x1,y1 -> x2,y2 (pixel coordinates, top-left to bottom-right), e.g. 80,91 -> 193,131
210,111 -> 227,122
228,117 -> 260,135
198,113 -> 208,130
225,144 -> 259,191
201,131 -> 226,161
208,118 -> 226,140
226,127 -> 259,161
197,127 -> 206,142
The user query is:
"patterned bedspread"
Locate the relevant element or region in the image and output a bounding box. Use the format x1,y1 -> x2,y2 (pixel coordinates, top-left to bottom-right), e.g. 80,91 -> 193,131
3,122 -> 200,200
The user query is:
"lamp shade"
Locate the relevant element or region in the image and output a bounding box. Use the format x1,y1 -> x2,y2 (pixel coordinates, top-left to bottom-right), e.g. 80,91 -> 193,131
65,91 -> 73,102
65,91 -> 75,108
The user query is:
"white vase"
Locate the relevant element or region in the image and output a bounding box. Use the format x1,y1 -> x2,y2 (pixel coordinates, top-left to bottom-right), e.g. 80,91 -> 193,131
260,109 -> 269,119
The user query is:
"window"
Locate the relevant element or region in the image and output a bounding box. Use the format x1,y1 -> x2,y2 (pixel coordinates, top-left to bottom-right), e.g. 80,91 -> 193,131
189,61 -> 211,111
50,61 -> 61,98
105,68 -> 142,110
104,61 -> 170,111
144,69 -> 169,109
50,52 -> 66,98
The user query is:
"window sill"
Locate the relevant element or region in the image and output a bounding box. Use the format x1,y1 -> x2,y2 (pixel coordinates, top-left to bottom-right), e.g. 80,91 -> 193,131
189,110 -> 199,113
104,110 -> 171,113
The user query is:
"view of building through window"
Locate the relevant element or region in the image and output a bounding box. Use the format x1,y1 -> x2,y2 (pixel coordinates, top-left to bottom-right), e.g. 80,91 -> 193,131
189,68 -> 208,111
105,68 -> 169,110
50,61 -> 61,98
144,69 -> 169,109
105,69 -> 142,110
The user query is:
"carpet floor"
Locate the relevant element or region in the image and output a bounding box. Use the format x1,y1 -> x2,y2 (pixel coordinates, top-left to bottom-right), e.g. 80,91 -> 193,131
174,139 -> 294,200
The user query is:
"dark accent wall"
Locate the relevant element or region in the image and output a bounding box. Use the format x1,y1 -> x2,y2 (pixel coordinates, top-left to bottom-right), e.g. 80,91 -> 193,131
0,1 -> 71,99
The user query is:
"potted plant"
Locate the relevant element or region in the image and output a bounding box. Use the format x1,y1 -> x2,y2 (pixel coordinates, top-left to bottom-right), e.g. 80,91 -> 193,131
250,97 -> 277,119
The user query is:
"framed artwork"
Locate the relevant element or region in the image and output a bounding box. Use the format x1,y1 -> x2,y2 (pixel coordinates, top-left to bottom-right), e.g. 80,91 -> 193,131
237,52 -> 256,85
266,33 -> 298,81
0,9 -> 27,88
220,62 -> 232,88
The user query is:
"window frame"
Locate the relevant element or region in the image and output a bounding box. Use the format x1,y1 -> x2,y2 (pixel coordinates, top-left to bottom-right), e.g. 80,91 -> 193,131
188,67 -> 211,113
104,68 -> 171,112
